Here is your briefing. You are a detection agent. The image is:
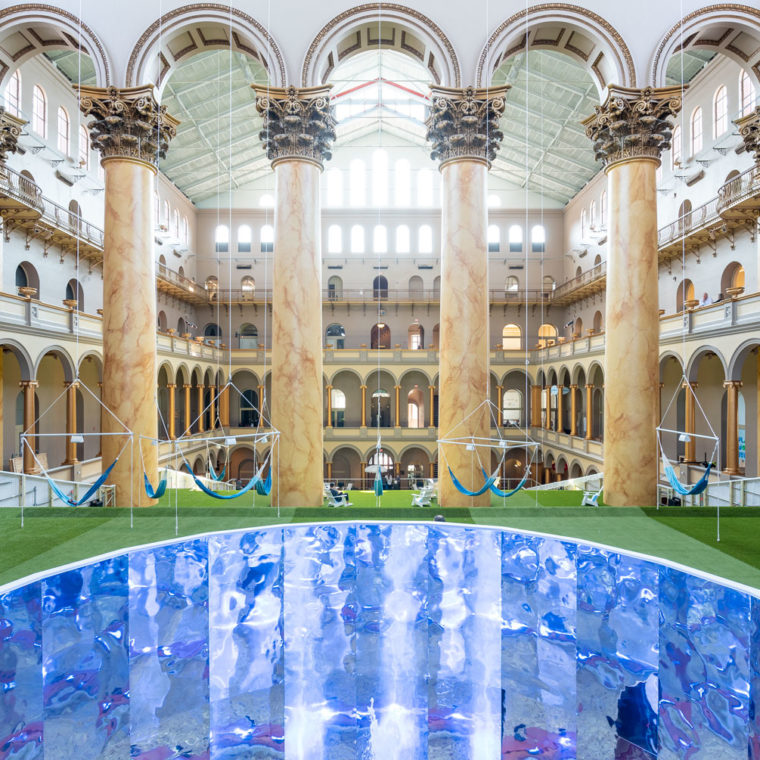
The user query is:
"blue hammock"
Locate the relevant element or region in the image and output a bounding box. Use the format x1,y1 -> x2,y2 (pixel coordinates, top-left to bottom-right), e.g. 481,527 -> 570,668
374,472 -> 384,496
664,462 -> 712,497
209,460 -> 226,481
144,471 -> 167,499
481,467 -> 529,498
448,466 -> 498,497
183,463 -> 262,500
49,458 -> 119,506
255,468 -> 272,496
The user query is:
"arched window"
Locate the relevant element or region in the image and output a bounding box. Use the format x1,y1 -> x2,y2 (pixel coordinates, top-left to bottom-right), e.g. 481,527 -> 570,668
417,168 -> 433,206
508,225 -> 523,252
204,323 -> 222,343
260,224 -> 274,252
714,85 -> 728,138
676,279 -> 695,312
331,388 -> 346,427
505,275 -> 519,292
502,324 -> 521,350
238,224 -> 252,252
537,324 -> 557,348
177,317 -> 187,335
542,275 -> 555,291
740,71 -> 756,117
326,323 -> 345,348
590,201 -> 597,230
326,169 -> 343,206
15,262 -> 40,293
408,322 -> 424,349
215,225 -> 229,253
241,275 -> 255,293
418,225 -> 433,254
600,191 -> 607,227
239,323 -> 258,349
372,149 -> 388,206
407,387 -> 425,428
487,224 -> 500,252
502,389 -> 523,425
373,275 -> 388,299
368,447 -> 393,468
182,216 -> 189,245
327,276 -> 343,301
373,224 -> 387,253
371,324 -> 391,350
394,159 -> 411,207
408,275 -> 423,297
65,278 -> 83,311
161,200 -> 169,228
328,224 -> 342,254
205,275 -> 219,292
349,159 -> 366,207
351,225 -> 365,253
78,125 -> 90,170
157,310 -> 167,331
32,85 -> 47,137
593,310 -> 603,333
396,225 -> 410,253
57,107 -> 69,155
690,107 -> 703,155
4,70 -> 21,117
531,225 -> 546,253
171,209 -> 179,237
672,125 -> 682,169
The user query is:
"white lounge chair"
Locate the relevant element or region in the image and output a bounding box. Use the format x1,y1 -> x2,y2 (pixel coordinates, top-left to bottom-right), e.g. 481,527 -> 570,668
582,489 -> 602,507
325,486 -> 352,507
412,485 -> 434,507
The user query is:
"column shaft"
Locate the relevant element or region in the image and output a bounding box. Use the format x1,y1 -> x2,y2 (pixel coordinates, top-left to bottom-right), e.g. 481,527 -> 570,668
496,386 -> 503,424
683,382 -> 696,462
183,385 -> 191,436
209,388 -> 216,431
271,159 -> 323,506
20,381 -> 38,474
544,388 -> 551,430
167,384 -> 176,440
64,381 -> 79,464
360,385 -> 367,427
394,385 -> 401,428
557,387 -> 564,434
725,381 -> 742,474
326,385 -> 333,428
219,384 -> 230,428
438,160 -> 489,507
428,385 -> 436,428
585,385 -> 594,440
570,385 -> 578,436
197,386 -> 205,433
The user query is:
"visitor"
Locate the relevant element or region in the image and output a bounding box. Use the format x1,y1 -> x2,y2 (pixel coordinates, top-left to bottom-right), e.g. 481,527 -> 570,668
700,291 -> 712,306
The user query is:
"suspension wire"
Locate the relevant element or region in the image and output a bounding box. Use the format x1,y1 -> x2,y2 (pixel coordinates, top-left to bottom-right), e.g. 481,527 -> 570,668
375,1 -> 383,505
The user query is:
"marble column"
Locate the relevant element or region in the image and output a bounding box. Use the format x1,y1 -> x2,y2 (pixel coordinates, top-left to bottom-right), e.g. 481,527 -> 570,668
360,385 -> 367,427
544,389 -> 551,431
197,386 -> 205,433
426,85 -> 507,507
557,387 -> 564,434
326,385 -> 333,428
183,384 -> 191,436
394,385 -> 401,428
254,85 -> 336,507
257,384 -> 266,418
570,385 -> 578,437
219,384 -> 230,428
428,385 -> 436,428
63,381 -> 79,465
683,381 -> 697,463
584,85 -> 682,506
496,386 -> 503,424
585,384 -> 594,440
167,384 -> 176,440
724,380 -> 742,474
326,461 -> 332,481
79,85 -> 177,506
209,389 -> 217,431
20,381 -> 38,474
531,385 -> 541,427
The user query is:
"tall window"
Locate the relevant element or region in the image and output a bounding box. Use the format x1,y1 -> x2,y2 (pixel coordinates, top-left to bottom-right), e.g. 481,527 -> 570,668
713,85 -> 728,138
215,224 -> 229,253
237,224 -> 252,252
327,224 -> 342,254
394,159 -> 411,207
502,324 -> 521,350
4,70 -> 21,116
56,107 -> 70,155
502,389 -> 523,425
372,149 -> 388,206
78,125 -> 89,169
351,224 -> 365,253
671,125 -> 682,169
487,225 -> 500,252
508,225 -> 523,252
418,225 -> 433,253
32,85 -> 47,137
740,71 -> 756,117
417,169 -> 433,206
326,169 -> 343,206
531,225 -> 546,253
331,389 -> 346,427
581,209 -> 587,239
260,224 -> 274,252
590,201 -> 597,230
505,275 -> 519,292
373,224 -> 387,253
690,107 -> 703,156
396,225 -> 410,253
600,191 -> 607,227
349,159 -> 366,207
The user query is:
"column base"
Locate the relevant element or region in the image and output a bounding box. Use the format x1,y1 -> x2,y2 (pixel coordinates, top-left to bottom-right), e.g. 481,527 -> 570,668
724,468 -> 741,475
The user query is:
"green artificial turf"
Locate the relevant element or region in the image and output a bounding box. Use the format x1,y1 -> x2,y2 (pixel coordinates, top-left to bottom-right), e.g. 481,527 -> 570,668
1,488 -> 760,591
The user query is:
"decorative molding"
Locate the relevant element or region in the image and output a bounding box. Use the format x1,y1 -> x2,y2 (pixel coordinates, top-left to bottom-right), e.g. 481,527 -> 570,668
301,4 -> 460,87
253,85 -> 336,169
735,107 -> 760,163
582,85 -> 683,169
476,4 -> 635,89
650,4 -> 760,87
0,4 -> 111,85
0,106 -> 26,162
78,85 -> 179,167
425,86 -> 508,168
126,4 -> 286,88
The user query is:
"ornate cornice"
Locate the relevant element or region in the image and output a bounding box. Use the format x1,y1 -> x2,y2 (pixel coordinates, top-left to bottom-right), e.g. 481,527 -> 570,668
78,85 -> 179,168
0,107 -> 26,162
253,85 -> 336,169
582,85 -> 683,170
425,85 -> 508,168
476,4 -> 636,88
301,4 -> 461,87
735,107 -> 760,163
126,4 -> 286,88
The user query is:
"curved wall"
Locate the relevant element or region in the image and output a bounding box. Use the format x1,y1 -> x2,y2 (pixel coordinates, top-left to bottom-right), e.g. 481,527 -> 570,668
0,522 -> 758,758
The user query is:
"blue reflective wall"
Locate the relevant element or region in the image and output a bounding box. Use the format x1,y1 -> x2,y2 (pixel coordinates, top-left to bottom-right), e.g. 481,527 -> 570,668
1,522 -> 759,759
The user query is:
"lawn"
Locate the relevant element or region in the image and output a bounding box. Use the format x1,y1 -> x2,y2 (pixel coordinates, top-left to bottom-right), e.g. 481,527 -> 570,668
1,488 -> 759,591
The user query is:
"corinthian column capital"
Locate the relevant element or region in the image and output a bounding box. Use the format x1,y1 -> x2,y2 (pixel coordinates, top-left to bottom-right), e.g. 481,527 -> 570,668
0,106 -> 26,163
735,107 -> 760,163
78,85 -> 179,168
253,85 -> 336,169
583,85 -> 683,170
425,85 -> 509,169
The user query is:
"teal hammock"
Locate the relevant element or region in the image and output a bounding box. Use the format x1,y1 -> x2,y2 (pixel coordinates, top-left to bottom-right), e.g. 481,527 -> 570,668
255,468 -> 272,496
209,460 -> 226,481
49,458 -> 119,506
481,467 -> 529,498
143,471 -> 167,499
664,462 -> 712,497
374,472 -> 384,496
448,466 -> 498,497
183,463 -> 261,500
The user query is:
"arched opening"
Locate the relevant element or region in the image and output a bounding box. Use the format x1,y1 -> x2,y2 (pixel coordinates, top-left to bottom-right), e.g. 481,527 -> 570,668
328,275 -> 343,300
408,323 -> 424,350
502,389 -> 523,427
241,276 -> 255,299
204,323 -> 222,345
64,279 -> 84,311
373,275 -> 388,299
593,310 -> 603,333
408,275 -> 423,297
505,276 -> 519,292
371,389 -> 391,428
407,387 -> 425,429
502,324 -> 521,350
537,324 -> 557,348
677,199 -> 693,233
239,323 -> 258,349
371,323 -> 391,350
721,262 -> 745,296
15,262 -> 40,295
326,323 -> 346,350
676,279 -> 695,312
157,311 -> 168,331
432,323 -> 440,349
331,388 -> 347,428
